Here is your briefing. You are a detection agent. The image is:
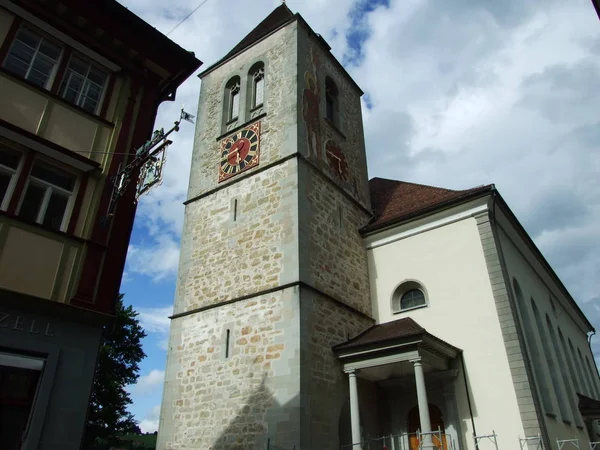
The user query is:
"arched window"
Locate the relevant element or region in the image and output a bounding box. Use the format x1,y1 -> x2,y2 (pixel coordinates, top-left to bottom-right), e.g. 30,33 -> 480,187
585,355 -> 600,399
512,279 -> 553,413
559,328 -> 581,394
391,281 -> 427,313
577,348 -> 595,397
248,62 -> 265,109
224,76 -> 241,122
546,315 -> 577,422
532,298 -> 568,420
325,76 -> 338,125
570,339 -> 589,396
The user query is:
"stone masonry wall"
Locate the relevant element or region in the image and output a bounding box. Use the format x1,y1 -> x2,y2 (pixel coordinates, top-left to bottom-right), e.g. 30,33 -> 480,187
158,288 -> 301,450
299,164 -> 372,316
175,159 -> 298,314
297,24 -> 371,209
299,288 -> 373,449
188,23 -> 298,200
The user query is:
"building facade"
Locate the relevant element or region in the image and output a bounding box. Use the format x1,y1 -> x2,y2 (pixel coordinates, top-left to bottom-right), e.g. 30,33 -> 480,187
158,5 -> 600,450
0,0 -> 200,449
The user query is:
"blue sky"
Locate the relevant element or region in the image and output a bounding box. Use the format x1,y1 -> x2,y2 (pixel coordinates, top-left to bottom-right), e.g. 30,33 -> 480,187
119,0 -> 600,432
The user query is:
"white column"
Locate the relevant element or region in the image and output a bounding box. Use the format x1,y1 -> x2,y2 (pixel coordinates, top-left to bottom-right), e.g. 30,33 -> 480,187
412,358 -> 433,448
347,369 -> 362,448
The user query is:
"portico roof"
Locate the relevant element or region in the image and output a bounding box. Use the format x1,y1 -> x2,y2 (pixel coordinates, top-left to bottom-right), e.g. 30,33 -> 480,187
334,317 -> 461,363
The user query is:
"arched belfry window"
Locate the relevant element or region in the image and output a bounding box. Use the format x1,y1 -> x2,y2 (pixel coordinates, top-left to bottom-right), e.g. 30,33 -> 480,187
225,76 -> 241,122
249,62 -> 265,109
391,281 -> 427,313
325,76 -> 338,125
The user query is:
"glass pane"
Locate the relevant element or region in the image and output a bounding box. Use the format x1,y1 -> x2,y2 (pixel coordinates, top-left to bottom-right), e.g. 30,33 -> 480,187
30,162 -> 76,191
88,66 -> 107,87
231,91 -> 240,119
255,78 -> 264,106
0,365 -> 42,450
4,41 -> 34,78
0,171 -> 11,206
18,183 -> 45,222
0,148 -> 21,169
38,39 -> 61,61
15,28 -> 40,50
28,57 -> 54,87
43,191 -> 68,230
80,96 -> 98,114
326,96 -> 334,121
401,289 -> 425,310
68,56 -> 89,76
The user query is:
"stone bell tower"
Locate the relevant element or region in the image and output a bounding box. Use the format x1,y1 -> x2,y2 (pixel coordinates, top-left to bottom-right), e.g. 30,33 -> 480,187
158,5 -> 374,449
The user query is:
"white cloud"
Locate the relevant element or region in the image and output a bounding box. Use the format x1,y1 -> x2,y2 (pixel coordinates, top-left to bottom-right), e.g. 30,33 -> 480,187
135,305 -> 173,350
134,370 -> 165,394
139,405 -> 162,434
120,0 -> 600,362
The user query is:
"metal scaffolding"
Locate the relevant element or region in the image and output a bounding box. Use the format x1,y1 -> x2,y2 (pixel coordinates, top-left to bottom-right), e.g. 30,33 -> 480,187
519,434 -> 544,450
556,439 -> 580,450
473,431 -> 498,450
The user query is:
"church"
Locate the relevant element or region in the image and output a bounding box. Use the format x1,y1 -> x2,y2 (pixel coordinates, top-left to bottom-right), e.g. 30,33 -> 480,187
157,5 -> 600,450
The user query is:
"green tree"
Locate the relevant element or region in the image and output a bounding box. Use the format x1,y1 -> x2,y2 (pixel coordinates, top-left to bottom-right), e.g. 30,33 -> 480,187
83,294 -> 147,449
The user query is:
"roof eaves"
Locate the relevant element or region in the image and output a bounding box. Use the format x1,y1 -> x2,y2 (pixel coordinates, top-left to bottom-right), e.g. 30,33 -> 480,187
294,14 -> 364,96
492,192 -> 596,332
197,16 -> 297,79
361,185 -> 494,235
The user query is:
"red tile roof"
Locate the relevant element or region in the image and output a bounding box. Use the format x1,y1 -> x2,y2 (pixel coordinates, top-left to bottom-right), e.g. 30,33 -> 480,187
364,178 -> 493,232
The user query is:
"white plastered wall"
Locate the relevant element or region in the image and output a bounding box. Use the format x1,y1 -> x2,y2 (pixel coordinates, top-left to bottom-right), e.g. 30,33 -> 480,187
495,206 -> 599,447
365,200 -> 525,450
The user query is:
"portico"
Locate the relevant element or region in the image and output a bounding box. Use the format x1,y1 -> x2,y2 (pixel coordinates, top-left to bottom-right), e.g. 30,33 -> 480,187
334,317 -> 462,450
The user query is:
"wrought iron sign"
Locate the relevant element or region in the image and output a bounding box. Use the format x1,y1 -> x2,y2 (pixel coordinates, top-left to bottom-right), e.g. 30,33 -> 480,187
104,108 -> 195,223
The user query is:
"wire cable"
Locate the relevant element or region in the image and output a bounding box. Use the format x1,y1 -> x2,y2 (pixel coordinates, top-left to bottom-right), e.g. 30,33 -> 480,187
166,0 -> 212,36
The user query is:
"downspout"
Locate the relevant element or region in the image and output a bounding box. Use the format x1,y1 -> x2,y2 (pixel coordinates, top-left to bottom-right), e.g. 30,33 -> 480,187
489,188 -> 551,449
588,331 -> 600,385
460,352 -> 478,449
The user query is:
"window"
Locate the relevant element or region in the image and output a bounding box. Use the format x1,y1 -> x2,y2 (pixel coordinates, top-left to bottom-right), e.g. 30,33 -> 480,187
559,329 -> 581,394
532,298 -> 569,420
60,55 -> 108,114
0,147 -> 22,210
585,355 -> 600,399
571,339 -> 590,397
250,63 -> 264,108
325,77 -> 338,124
547,315 -> 577,423
224,76 -> 241,122
0,352 -> 45,450
392,281 -> 427,313
513,279 -> 554,413
18,160 -> 77,231
3,27 -> 62,89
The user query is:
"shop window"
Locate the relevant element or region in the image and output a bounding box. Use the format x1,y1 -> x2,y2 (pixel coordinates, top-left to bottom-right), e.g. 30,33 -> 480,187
3,27 -> 62,89
0,352 -> 45,450
18,159 -> 77,231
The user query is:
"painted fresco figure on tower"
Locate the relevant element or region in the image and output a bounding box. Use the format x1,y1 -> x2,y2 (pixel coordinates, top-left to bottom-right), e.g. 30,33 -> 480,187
303,70 -> 321,160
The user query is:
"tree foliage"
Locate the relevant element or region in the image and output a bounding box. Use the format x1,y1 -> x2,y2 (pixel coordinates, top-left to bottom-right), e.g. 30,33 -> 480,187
83,294 -> 147,449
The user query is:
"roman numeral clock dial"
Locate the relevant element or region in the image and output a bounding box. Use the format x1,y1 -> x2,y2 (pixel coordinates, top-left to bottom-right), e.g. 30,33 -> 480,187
218,121 -> 261,182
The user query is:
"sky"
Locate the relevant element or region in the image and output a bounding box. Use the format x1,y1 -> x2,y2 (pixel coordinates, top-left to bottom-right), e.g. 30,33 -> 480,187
119,0 -> 600,433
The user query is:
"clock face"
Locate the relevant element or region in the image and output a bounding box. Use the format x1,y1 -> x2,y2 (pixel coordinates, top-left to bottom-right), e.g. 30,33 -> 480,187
219,121 -> 260,182
325,139 -> 348,181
